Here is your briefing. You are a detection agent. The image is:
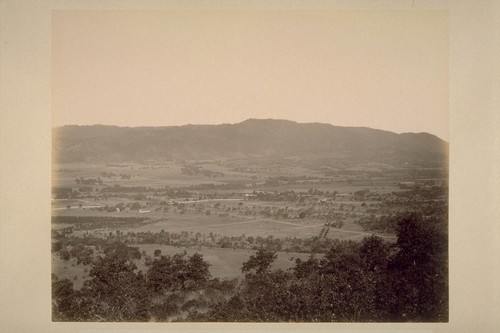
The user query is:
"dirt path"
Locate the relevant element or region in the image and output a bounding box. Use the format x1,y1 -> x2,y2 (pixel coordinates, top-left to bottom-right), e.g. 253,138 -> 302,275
175,198 -> 244,204
229,214 -> 396,240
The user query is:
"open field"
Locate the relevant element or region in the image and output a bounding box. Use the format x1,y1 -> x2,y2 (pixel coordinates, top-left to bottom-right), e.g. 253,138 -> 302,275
52,245 -> 314,289
53,162 -> 254,188
135,244 -> 314,279
53,204 -> 394,241
52,159 -> 446,284
52,255 -> 90,289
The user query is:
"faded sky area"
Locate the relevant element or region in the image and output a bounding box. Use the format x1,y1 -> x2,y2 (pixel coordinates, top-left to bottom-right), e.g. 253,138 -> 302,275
52,11 -> 448,140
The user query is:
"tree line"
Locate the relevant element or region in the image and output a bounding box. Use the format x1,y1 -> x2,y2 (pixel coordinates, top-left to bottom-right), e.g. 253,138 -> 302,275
52,212 -> 447,322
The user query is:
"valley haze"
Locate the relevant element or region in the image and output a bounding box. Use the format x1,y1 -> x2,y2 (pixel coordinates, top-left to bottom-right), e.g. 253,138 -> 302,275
52,117 -> 448,322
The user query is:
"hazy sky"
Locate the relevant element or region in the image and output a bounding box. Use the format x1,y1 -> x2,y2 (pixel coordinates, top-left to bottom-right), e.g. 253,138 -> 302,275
52,10 -> 448,140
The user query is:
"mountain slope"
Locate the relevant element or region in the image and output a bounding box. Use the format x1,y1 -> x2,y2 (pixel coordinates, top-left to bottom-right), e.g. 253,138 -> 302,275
52,119 -> 448,166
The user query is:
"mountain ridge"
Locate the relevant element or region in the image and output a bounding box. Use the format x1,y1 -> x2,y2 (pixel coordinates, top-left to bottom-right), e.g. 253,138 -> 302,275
53,119 -> 448,166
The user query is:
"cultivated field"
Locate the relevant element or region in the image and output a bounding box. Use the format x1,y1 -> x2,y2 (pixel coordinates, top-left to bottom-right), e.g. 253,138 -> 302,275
52,158 -> 447,283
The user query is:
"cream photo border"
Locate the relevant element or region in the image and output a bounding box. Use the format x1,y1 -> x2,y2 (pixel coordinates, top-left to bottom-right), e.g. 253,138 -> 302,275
1,0 -> 499,332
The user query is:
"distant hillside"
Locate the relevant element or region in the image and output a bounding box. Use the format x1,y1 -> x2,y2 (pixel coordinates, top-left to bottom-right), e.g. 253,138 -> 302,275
52,119 -> 448,167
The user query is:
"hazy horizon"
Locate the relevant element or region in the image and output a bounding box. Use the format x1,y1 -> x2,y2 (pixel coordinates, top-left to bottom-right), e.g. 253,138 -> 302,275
52,11 -> 448,140
53,118 -> 448,141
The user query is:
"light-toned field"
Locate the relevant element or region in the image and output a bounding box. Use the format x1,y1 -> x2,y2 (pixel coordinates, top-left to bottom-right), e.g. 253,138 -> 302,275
52,255 -> 90,289
52,245 -> 316,288
53,202 -> 394,241
51,161 -> 404,287
53,162 -> 252,188
128,214 -> 326,238
134,244 -> 315,279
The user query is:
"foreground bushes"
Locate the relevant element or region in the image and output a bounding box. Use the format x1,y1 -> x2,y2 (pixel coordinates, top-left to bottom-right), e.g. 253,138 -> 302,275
53,212 -> 447,322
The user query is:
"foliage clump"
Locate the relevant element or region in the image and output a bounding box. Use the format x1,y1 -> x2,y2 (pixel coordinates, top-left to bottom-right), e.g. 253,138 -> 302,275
53,212 -> 447,322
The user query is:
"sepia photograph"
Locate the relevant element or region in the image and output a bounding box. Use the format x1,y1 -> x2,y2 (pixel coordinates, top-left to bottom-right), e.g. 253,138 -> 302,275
50,10 -> 449,322
1,0 -> 499,332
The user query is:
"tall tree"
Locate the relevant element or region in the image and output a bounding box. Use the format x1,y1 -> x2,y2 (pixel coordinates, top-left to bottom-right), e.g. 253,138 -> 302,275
82,255 -> 150,321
